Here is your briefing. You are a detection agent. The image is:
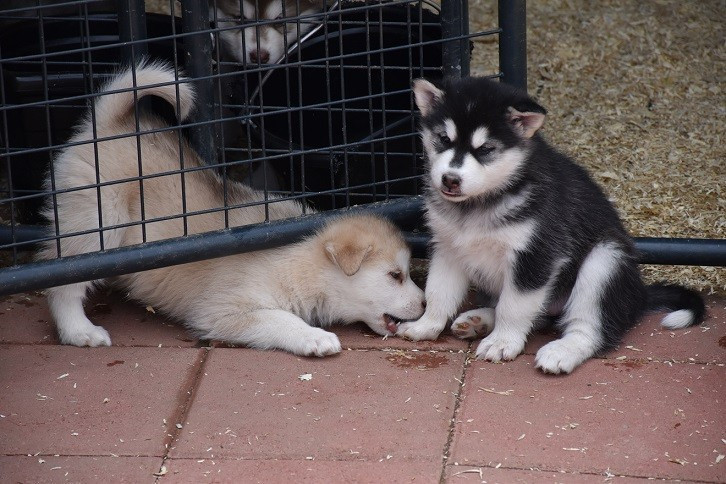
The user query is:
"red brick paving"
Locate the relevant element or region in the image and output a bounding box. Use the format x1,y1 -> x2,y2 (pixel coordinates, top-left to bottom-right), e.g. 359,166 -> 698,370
0,294 -> 724,483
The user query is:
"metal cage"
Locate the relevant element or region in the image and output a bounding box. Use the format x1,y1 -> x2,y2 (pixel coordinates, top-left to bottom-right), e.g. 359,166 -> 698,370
0,0 -> 722,297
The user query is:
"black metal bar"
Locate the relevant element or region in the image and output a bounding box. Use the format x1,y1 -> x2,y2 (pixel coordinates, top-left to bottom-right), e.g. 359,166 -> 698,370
180,0 -> 217,164
440,0 -> 465,77
0,198 -> 424,297
404,233 -> 726,267
633,238 -> 726,266
460,0 -> 470,77
498,0 -> 527,90
117,0 -> 148,64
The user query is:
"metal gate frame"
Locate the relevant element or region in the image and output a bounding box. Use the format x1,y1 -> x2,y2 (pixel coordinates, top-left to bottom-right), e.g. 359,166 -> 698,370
0,0 -> 724,298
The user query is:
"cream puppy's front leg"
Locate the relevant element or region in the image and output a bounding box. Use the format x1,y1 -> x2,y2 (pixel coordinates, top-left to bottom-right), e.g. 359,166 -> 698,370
48,282 -> 112,347
397,248 -> 469,341
206,309 -> 342,357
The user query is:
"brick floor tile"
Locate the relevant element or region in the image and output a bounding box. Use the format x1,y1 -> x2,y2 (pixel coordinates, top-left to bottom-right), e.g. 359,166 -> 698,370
443,465 -> 649,483
612,296 -> 726,364
0,291 -> 197,347
163,458 -> 442,483
0,346 -> 205,456
335,323 -> 470,352
170,348 -> 464,461
0,455 -> 161,483
450,356 -> 725,482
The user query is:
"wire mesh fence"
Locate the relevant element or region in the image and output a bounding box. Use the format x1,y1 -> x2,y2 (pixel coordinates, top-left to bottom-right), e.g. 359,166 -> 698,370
0,0 -> 515,295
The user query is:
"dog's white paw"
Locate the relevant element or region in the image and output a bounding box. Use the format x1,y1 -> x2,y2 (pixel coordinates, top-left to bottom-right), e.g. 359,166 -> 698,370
396,316 -> 446,341
297,329 -> 341,357
535,339 -> 588,374
60,324 -> 112,347
451,308 -> 495,340
475,331 -> 525,362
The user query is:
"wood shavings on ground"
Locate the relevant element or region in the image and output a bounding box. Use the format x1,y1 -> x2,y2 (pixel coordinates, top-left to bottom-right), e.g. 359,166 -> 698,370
298,373 -> 313,381
478,387 -> 513,396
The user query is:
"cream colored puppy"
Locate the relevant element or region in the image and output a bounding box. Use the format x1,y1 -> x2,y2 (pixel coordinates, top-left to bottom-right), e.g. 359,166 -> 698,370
37,62 -> 425,356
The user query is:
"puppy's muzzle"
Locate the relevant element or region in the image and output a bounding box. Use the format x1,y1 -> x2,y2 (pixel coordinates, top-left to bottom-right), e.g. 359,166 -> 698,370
441,173 -> 462,197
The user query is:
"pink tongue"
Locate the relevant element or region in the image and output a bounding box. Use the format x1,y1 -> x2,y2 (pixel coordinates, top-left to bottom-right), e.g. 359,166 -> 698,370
386,320 -> 398,333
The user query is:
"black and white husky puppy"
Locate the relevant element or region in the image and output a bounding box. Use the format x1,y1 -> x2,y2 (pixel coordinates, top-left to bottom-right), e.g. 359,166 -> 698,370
396,76 -> 705,374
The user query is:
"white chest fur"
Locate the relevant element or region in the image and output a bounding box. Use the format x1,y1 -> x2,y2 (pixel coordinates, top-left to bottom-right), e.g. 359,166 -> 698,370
427,205 -> 536,295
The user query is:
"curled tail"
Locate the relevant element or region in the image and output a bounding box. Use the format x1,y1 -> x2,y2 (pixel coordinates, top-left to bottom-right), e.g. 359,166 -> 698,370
647,283 -> 706,329
94,60 -> 195,128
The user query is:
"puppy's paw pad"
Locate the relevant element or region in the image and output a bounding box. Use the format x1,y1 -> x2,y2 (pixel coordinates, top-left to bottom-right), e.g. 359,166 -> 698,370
451,309 -> 494,340
300,330 -> 341,357
535,340 -> 583,374
397,320 -> 444,341
475,333 -> 524,362
61,325 -> 112,347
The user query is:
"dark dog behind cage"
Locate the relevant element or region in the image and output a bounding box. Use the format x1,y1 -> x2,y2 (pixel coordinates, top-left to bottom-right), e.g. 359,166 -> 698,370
0,0 -> 723,298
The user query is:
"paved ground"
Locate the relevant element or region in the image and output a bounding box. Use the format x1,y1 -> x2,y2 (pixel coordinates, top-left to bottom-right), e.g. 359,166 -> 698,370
0,291 -> 724,483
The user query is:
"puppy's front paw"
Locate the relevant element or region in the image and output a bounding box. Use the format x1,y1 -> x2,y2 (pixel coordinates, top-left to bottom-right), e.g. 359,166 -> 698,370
298,328 -> 342,357
535,339 -> 588,374
396,317 -> 446,341
451,308 -> 495,340
60,324 -> 112,347
475,331 -> 525,362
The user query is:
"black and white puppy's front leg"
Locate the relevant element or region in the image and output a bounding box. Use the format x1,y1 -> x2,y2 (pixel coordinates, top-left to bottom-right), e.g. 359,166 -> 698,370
474,280 -> 549,361
475,246 -> 557,362
396,247 -> 469,341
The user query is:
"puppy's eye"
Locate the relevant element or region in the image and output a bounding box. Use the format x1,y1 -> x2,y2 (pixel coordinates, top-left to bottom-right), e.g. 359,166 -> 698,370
438,133 -> 451,145
389,271 -> 403,283
476,144 -> 495,156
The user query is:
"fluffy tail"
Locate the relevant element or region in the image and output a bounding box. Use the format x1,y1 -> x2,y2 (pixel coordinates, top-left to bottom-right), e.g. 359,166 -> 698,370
646,283 -> 706,329
94,60 -> 195,128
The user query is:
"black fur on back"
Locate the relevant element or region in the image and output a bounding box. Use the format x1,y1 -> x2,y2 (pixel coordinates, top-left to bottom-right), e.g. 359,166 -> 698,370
421,76 -> 705,351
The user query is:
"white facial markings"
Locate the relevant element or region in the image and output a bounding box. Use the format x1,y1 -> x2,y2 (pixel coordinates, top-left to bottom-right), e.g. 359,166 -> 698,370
462,147 -> 527,200
444,119 -> 457,142
215,0 -> 319,64
421,127 -> 436,158
470,126 -> 489,150
429,148 -> 456,191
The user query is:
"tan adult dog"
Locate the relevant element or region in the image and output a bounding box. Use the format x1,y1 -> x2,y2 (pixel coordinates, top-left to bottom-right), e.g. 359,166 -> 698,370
37,62 -> 425,356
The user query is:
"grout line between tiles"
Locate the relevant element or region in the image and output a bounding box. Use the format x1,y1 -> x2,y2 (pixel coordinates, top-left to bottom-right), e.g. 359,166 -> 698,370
438,342 -> 473,484
154,346 -> 211,481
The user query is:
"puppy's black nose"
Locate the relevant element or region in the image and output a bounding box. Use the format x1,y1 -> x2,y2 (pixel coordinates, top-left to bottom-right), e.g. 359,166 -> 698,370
249,49 -> 270,64
441,173 -> 461,190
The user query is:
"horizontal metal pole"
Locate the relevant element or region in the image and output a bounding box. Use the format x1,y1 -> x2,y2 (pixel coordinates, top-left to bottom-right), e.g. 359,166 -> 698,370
633,237 -> 726,266
1,196 -> 724,297
0,197 -> 424,297
404,233 -> 726,267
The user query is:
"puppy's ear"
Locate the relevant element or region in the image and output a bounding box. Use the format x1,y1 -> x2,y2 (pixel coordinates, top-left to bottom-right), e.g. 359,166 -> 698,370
324,242 -> 374,276
412,79 -> 444,117
506,102 -> 546,139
